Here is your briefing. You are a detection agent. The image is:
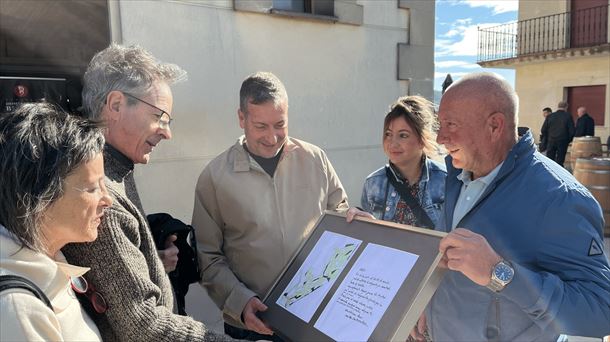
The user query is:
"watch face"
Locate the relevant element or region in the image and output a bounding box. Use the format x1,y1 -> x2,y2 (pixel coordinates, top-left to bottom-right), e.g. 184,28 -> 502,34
494,262 -> 514,282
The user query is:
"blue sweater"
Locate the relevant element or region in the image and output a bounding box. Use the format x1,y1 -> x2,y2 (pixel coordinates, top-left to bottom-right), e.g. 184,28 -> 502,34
428,131 -> 610,341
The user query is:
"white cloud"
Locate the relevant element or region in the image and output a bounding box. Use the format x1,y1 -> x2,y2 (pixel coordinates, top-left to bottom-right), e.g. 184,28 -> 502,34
436,60 -> 481,69
436,22 -> 503,57
460,0 -> 518,15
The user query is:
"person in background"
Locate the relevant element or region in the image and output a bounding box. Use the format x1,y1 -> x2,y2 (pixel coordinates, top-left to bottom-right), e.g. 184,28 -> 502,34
61,44 -> 234,341
361,95 -> 446,229
0,103 -> 111,341
542,107 -> 552,118
540,101 -> 574,167
192,71 -> 370,341
574,106 -> 595,137
538,107 -> 553,153
411,72 -> 610,341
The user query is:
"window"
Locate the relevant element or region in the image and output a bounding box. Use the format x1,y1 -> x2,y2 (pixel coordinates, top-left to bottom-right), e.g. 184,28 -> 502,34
272,0 -> 334,17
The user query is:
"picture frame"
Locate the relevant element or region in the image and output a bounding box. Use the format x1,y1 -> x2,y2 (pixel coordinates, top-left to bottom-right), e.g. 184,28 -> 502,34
260,211 -> 447,342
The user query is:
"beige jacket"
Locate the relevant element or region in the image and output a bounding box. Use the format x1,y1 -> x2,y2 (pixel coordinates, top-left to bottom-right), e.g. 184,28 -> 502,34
0,225 -> 101,341
193,136 -> 349,327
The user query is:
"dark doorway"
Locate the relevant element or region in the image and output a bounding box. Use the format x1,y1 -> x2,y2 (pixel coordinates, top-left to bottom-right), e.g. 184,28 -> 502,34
0,0 -> 110,114
567,85 -> 606,126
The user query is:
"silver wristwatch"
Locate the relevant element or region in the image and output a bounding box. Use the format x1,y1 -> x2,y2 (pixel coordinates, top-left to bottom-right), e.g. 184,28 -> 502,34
487,260 -> 514,292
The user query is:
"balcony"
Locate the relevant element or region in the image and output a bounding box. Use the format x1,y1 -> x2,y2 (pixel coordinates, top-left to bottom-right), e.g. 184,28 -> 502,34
477,4 -> 609,66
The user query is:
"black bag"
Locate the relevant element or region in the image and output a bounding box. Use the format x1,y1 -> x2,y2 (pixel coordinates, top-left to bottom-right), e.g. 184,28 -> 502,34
0,274 -> 53,311
147,213 -> 201,316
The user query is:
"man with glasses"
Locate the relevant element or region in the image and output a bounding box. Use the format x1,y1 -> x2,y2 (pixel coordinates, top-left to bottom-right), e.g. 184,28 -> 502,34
62,44 -> 234,341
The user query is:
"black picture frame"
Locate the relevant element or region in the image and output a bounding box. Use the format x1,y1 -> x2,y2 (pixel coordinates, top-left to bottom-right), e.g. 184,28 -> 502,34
260,211 -> 447,342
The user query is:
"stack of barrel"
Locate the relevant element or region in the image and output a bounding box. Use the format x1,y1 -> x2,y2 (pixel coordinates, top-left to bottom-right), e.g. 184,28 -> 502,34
571,136 -> 610,238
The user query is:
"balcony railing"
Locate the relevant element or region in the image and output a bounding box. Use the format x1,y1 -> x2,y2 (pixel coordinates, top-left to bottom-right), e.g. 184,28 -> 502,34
478,4 -> 609,63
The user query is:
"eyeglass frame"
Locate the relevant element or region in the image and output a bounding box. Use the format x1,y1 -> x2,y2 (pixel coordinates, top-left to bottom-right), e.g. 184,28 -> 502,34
70,275 -> 108,314
122,92 -> 173,129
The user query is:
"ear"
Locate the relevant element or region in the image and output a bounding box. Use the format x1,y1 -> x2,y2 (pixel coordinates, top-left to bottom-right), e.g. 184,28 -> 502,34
488,112 -> 505,142
104,91 -> 125,122
238,109 -> 246,129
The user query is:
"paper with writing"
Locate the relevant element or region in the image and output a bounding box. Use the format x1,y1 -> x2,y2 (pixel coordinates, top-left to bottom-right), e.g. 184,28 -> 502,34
314,243 -> 418,341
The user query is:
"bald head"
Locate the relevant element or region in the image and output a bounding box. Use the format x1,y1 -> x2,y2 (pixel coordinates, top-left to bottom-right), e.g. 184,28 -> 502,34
444,72 -> 519,132
437,72 -> 519,179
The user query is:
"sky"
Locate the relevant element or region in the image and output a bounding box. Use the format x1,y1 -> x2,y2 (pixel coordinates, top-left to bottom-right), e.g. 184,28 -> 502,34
434,0 -> 518,92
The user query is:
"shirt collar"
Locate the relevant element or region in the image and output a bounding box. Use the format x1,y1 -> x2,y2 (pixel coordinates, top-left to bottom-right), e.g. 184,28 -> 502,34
457,161 -> 504,186
233,136 -> 297,172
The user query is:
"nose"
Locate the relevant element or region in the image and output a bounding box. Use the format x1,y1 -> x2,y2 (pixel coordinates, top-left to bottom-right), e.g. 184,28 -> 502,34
100,184 -> 113,209
436,127 -> 447,145
266,129 -> 279,144
159,126 -> 172,140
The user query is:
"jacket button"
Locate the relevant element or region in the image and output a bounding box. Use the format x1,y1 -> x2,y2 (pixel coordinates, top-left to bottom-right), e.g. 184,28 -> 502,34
385,206 -> 390,212
391,192 -> 396,197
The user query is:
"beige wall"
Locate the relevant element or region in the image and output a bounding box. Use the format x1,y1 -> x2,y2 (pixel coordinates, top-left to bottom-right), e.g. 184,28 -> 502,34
112,0 -> 434,222
518,0 -> 568,21
515,55 -> 610,143
109,0 -> 434,328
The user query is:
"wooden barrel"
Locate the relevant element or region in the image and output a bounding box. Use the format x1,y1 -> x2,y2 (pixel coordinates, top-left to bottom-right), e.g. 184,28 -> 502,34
573,157 -> 610,237
571,136 -> 602,165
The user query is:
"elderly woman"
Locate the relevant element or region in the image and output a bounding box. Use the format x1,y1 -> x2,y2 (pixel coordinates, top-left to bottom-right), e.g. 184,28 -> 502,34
361,95 -> 446,229
0,103 -> 112,341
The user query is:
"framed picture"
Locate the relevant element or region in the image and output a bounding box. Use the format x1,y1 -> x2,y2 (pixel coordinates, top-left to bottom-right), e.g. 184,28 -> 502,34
260,211 -> 447,342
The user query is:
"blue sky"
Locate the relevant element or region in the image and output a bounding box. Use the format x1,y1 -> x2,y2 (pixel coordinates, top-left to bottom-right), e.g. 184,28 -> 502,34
434,0 -> 518,91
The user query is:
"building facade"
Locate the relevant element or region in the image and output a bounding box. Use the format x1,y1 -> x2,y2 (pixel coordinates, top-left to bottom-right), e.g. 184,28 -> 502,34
477,0 -> 610,145
1,0 -> 436,329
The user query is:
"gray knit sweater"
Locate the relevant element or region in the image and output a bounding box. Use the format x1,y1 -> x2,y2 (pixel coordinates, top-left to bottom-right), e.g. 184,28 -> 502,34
63,145 -> 232,342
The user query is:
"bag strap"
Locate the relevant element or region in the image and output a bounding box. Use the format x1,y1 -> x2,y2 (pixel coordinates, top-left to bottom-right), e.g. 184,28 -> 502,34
0,274 -> 54,311
385,165 -> 435,229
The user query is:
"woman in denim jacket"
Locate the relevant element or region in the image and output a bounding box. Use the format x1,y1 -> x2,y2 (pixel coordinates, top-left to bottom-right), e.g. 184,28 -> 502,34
361,96 -> 446,228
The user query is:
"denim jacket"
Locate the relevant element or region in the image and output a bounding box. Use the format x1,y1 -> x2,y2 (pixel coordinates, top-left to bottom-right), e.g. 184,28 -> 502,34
360,158 -> 447,227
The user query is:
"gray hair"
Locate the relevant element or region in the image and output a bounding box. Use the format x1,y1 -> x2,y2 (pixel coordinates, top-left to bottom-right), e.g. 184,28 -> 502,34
82,43 -> 187,119
0,103 -> 105,253
239,72 -> 288,114
557,101 -> 568,110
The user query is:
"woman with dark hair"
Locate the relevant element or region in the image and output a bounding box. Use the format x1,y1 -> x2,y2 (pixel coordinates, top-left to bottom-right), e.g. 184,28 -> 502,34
0,103 -> 112,341
361,95 -> 446,229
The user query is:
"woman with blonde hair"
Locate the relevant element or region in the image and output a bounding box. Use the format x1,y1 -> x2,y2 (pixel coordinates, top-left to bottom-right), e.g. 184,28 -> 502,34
0,103 -> 112,341
361,95 -> 446,229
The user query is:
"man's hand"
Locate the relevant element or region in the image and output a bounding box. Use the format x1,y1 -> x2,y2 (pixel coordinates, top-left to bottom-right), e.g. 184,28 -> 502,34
158,234 -> 179,273
438,228 -> 502,286
243,297 -> 274,335
346,207 -> 375,222
409,312 -> 427,341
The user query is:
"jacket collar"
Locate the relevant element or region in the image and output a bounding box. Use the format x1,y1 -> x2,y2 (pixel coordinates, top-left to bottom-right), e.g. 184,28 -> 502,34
232,136 -> 298,172
387,155 -> 431,185
443,130 -> 536,229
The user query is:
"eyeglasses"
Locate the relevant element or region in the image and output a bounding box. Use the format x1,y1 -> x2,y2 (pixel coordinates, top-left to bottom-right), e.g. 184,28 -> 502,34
70,276 -> 108,314
123,92 -> 173,129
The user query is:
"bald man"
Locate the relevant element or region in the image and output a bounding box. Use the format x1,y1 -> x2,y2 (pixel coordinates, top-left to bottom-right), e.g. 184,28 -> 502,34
574,106 -> 595,137
413,73 -> 610,341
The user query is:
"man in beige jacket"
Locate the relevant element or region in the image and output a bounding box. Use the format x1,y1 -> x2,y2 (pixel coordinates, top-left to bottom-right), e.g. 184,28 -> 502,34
192,72 -> 366,341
